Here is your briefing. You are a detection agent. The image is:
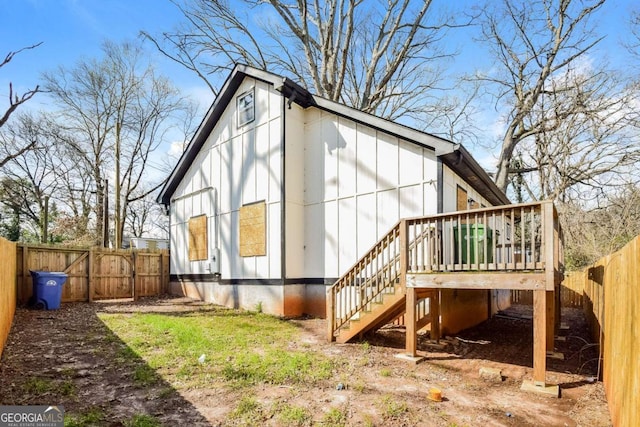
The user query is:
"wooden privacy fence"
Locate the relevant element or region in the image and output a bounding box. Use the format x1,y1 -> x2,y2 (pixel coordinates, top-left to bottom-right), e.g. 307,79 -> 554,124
561,236 -> 639,427
1,237 -> 17,359
510,279 -> 584,308
16,245 -> 169,304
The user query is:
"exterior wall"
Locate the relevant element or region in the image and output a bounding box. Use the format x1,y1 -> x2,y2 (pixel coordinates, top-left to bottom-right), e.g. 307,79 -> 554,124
302,109 -> 439,280
440,164 -> 508,333
169,77 -> 285,314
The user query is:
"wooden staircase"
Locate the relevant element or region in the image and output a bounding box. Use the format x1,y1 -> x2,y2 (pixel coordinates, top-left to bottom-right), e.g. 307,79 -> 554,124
327,221 -> 436,343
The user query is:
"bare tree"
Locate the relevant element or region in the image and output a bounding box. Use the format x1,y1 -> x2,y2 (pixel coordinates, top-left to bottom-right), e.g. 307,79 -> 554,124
509,65 -> 638,202
560,183 -> 640,269
125,191 -> 169,239
144,0 -> 466,121
477,0 -> 607,193
43,41 -> 192,248
0,113 -> 59,242
0,43 -> 42,167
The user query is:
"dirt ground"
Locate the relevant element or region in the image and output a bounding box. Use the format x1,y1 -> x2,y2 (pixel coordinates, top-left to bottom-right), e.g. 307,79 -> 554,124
0,297 -> 611,426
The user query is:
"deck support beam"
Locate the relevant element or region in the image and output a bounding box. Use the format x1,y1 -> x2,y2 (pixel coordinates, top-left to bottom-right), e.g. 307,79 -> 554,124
405,286 -> 417,357
533,289 -> 550,386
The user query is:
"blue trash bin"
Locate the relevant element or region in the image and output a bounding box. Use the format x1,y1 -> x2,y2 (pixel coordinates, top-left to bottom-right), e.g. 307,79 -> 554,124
30,271 -> 67,310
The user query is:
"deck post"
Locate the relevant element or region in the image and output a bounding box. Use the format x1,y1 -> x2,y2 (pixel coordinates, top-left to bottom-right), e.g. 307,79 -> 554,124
431,290 -> 440,341
546,290 -> 555,350
406,286 -> 417,357
326,287 -> 335,342
533,289 -> 547,385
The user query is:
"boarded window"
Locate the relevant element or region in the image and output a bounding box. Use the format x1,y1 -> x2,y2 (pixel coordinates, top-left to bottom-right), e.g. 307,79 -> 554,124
239,201 -> 266,257
188,215 -> 208,261
237,89 -> 255,127
456,186 -> 468,211
456,185 -> 480,211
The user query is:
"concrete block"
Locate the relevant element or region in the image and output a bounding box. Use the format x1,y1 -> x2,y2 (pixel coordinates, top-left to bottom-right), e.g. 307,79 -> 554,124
479,367 -> 503,382
520,380 -> 560,398
394,353 -> 424,365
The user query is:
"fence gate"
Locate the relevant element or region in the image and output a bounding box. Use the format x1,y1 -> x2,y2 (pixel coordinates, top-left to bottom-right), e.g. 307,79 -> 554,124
16,245 -> 169,304
92,252 -> 134,300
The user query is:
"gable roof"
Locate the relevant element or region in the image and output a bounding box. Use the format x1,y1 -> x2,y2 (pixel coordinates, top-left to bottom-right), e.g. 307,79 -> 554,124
157,64 -> 508,206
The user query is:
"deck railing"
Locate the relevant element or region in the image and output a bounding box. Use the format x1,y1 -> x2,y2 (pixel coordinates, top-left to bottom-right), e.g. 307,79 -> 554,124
327,201 -> 563,341
405,200 -> 562,274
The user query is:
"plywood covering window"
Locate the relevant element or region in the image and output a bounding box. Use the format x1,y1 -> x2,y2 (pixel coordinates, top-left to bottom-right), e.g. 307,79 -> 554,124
239,201 -> 266,257
457,186 -> 468,211
456,185 -> 480,211
188,215 -> 208,261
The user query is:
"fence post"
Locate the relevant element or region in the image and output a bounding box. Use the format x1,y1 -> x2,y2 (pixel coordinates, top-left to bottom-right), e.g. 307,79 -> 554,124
88,248 -> 95,302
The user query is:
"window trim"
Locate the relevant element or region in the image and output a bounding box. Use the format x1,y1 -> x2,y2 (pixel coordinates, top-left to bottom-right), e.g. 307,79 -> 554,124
237,88 -> 255,127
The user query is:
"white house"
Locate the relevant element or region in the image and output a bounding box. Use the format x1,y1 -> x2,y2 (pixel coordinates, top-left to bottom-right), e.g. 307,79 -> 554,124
157,64 -> 509,322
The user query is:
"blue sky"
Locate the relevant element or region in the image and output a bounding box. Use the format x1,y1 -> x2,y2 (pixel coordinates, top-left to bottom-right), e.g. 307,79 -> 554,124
1,0 -> 211,107
1,0 -> 637,168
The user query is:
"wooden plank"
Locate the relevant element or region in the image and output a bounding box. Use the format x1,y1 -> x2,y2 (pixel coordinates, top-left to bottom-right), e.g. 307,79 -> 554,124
544,202 -> 555,290
88,248 -> 95,302
546,290 -> 555,350
431,290 -> 440,341
0,238 -> 17,359
533,289 -> 547,385
405,286 -> 417,357
407,272 -> 546,290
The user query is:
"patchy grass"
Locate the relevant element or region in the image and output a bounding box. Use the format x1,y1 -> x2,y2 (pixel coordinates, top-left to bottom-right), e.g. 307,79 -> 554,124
23,377 -> 53,394
321,407 -> 348,427
64,408 -> 106,427
99,308 -> 334,390
123,414 -> 162,427
229,396 -> 264,425
273,402 -> 312,426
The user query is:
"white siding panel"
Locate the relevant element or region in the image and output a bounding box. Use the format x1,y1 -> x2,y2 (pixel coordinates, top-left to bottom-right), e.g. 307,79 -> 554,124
356,125 -> 377,194
424,154 -> 437,182
219,212 -> 232,276
170,223 -> 179,274
377,189 -> 398,238
231,136 -> 243,210
183,196 -> 193,220
304,122 -> 323,204
192,194 -> 202,217
285,201 -> 305,277
377,133 -> 398,190
356,193 -> 376,258
255,123 -> 270,201
268,202 -> 281,278
211,146 -> 221,196
229,210 -> 240,278
338,119 -> 357,197
242,129 -> 257,204
324,200 -> 339,277
255,82 -> 269,125
338,197 -> 357,273
220,141 -> 232,214
399,185 -> 423,218
304,204 -> 324,277
322,116 -> 338,200
399,141 -> 423,186
269,120 -> 282,203
423,182 -> 438,215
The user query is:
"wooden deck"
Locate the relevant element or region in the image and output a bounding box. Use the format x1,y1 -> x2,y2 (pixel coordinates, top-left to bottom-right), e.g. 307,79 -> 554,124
327,201 -> 563,389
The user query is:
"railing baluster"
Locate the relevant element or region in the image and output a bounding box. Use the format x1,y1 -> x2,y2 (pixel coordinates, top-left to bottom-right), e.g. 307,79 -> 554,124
327,202 -> 561,339
529,205 -> 535,269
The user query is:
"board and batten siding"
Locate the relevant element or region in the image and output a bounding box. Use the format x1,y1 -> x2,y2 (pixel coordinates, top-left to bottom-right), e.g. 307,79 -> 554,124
302,109 -> 439,279
170,77 -> 283,279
